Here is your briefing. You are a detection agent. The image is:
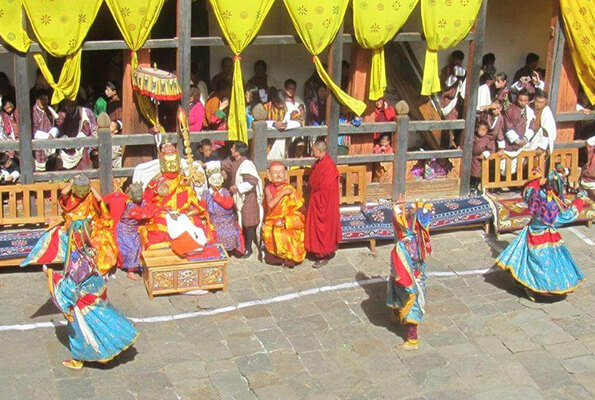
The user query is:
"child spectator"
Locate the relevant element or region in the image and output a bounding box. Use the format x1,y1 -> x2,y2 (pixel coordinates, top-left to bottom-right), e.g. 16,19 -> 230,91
196,139 -> 221,164
0,96 -> 18,140
372,134 -> 394,183
471,120 -> 495,194
0,152 -> 20,184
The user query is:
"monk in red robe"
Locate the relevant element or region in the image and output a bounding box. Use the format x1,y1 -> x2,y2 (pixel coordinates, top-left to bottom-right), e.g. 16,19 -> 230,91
306,139 -> 342,268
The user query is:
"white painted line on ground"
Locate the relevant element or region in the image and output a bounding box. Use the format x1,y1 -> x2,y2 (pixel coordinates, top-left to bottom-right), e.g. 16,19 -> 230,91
0,269 -> 492,333
568,227 -> 595,246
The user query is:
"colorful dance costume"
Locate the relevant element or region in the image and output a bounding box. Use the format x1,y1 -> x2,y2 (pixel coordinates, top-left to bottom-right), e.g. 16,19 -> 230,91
386,201 -> 433,348
496,173 -> 586,296
23,190 -> 137,367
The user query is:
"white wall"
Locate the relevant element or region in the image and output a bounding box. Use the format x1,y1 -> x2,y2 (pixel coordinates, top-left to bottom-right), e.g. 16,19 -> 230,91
207,1 -> 350,98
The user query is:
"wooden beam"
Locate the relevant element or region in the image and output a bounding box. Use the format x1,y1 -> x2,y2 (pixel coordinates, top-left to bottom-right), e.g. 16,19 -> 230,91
177,0 -> 192,112
546,3 -> 565,116
97,114 -> 113,195
555,112 -> 595,123
393,116 -> 409,198
252,121 -> 268,172
459,0 -> 488,197
325,23 -> 345,161
13,51 -> 33,184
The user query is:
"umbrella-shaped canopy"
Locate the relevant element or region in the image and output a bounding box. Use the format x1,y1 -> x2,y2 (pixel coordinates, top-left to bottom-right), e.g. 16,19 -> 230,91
132,64 -> 182,102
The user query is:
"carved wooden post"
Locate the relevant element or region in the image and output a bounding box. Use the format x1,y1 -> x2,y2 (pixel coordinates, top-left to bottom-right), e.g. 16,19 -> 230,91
97,113 -> 113,195
393,116 -> 409,199
251,104 -> 268,172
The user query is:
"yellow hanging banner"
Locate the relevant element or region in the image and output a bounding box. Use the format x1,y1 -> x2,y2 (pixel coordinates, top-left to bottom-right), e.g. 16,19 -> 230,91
23,0 -> 103,104
0,0 -> 32,53
209,0 -> 275,143
284,0 -> 366,116
105,0 -> 166,130
353,0 -> 419,100
560,1 -> 594,104
420,0 -> 481,95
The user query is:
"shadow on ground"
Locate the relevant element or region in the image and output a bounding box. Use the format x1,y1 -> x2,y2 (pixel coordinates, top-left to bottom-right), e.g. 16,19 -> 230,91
484,265 -> 567,303
54,324 -> 139,369
356,272 -> 407,342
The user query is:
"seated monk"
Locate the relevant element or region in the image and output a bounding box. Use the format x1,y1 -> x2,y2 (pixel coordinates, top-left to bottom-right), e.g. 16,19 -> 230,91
262,161 -> 306,268
141,141 -> 216,250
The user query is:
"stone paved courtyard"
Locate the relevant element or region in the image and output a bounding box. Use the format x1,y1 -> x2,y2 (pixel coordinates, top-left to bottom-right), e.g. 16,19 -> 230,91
0,225 -> 594,400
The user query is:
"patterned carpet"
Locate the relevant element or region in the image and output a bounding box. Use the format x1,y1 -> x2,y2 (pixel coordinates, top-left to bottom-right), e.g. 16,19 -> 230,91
340,196 -> 493,242
0,229 -> 46,260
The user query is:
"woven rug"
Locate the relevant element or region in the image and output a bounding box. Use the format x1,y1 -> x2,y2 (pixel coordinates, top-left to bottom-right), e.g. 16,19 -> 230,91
0,229 -> 46,260
340,196 -> 493,242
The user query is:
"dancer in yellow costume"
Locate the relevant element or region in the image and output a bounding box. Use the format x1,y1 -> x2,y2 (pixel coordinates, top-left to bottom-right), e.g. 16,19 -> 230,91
262,162 -> 306,268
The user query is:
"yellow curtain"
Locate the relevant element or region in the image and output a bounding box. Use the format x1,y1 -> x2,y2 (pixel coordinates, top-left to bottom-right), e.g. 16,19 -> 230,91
420,0 -> 481,95
23,0 -> 103,104
560,1 -> 594,104
209,0 -> 275,143
105,0 -> 166,130
0,0 -> 31,53
284,0 -> 366,116
353,0 -> 419,100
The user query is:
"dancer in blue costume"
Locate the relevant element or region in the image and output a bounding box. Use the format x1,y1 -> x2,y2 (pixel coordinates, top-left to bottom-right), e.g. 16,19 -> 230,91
386,195 -> 434,350
33,176 -> 138,370
496,165 -> 588,301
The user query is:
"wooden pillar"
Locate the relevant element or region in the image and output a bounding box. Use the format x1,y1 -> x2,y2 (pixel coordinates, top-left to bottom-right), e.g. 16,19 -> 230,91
325,22 -> 344,161
177,0 -> 191,112
97,113 -> 113,195
347,43 -> 375,157
122,49 -> 153,167
393,116 -> 409,199
13,51 -> 33,184
545,1 -> 578,142
252,121 -> 268,172
459,0 -> 487,196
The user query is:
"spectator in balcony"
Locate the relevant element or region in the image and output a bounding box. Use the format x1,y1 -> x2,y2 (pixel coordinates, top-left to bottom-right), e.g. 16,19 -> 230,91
499,89 -> 535,154
304,65 -> 326,105
341,61 -> 351,91
246,60 -> 280,103
56,99 -> 97,170
264,87 -> 304,160
481,53 -> 496,80
0,96 -> 18,141
190,60 -> 209,106
245,86 -> 261,129
211,57 -> 233,91
580,136 -> 595,200
29,69 -> 51,108
0,152 -> 20,184
440,50 -> 466,120
511,69 -> 545,100
477,100 -> 504,143
513,52 -> 540,84
32,89 -> 59,171
204,79 -> 230,152
470,120 -> 495,194
104,81 -> 122,129
306,84 -> 327,126
493,72 -> 511,111
372,134 -> 394,183
373,97 -> 396,141
188,87 -> 205,133
0,72 -> 15,110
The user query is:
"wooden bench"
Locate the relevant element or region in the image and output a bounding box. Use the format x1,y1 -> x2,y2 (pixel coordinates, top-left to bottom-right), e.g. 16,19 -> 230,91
260,165 -> 376,251
481,149 -> 593,237
0,180 -> 102,267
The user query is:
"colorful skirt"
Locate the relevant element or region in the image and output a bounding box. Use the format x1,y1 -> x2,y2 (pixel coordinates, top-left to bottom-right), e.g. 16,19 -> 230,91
386,243 -> 426,325
52,273 -> 138,362
496,226 -> 584,294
